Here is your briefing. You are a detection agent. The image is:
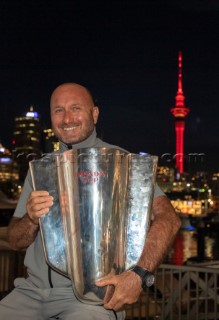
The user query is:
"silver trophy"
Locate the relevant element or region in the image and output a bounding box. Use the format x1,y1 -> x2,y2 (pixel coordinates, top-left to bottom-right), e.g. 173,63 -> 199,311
29,148 -> 158,305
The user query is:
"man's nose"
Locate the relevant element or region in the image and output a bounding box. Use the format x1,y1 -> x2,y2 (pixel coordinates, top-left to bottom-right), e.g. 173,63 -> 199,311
63,110 -> 74,123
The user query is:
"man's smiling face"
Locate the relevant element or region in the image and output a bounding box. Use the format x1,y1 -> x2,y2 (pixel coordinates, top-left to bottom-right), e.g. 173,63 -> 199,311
50,83 -> 99,145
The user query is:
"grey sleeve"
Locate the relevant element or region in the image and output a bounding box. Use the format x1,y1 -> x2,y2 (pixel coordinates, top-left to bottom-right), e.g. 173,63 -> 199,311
13,170 -> 33,218
154,183 -> 165,198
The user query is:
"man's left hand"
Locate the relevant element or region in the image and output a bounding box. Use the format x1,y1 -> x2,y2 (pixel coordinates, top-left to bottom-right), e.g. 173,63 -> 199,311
95,270 -> 142,311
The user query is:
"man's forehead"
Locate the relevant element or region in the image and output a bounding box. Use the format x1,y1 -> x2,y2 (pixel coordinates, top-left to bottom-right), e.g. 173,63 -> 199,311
51,85 -> 93,104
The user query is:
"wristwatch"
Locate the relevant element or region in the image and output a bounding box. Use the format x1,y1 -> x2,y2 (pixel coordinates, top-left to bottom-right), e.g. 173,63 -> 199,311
131,265 -> 155,290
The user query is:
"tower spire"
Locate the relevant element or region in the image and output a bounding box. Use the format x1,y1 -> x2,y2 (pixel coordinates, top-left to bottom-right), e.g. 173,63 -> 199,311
176,51 -> 185,106
170,52 -> 190,174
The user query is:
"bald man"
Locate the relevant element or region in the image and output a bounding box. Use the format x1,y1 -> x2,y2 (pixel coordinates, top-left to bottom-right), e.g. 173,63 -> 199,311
0,83 -> 180,320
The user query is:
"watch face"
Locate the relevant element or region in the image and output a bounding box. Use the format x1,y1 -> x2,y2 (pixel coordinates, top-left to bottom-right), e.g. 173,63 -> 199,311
142,272 -> 155,289
131,266 -> 155,290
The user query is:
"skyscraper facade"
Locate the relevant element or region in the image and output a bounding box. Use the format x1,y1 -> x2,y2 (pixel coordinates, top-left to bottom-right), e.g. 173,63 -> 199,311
12,106 -> 42,181
0,143 -> 19,199
43,128 -> 59,153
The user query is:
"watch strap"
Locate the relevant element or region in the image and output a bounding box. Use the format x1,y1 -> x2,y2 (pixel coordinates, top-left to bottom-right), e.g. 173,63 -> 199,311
131,265 -> 155,289
132,265 -> 147,278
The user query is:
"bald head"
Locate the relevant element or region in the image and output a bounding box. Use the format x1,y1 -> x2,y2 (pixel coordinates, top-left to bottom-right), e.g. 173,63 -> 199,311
50,83 -> 95,106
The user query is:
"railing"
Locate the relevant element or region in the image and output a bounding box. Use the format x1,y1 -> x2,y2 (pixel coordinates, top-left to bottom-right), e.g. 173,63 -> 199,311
1,248 -> 219,319
126,262 -> 219,320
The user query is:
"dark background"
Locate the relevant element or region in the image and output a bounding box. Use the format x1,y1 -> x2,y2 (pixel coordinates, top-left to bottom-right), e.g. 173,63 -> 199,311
0,0 -> 219,172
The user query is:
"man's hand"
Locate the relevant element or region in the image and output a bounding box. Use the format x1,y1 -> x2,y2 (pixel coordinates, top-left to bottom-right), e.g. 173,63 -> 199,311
96,271 -> 142,311
27,190 -> 53,224
95,196 -> 180,312
8,190 -> 54,249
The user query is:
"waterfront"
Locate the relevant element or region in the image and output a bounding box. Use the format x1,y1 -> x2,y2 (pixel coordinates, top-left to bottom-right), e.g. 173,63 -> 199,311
1,205 -> 219,267
169,222 -> 219,266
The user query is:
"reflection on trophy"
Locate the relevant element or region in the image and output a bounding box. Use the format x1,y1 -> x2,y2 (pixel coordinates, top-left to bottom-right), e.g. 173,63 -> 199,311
29,148 -> 158,305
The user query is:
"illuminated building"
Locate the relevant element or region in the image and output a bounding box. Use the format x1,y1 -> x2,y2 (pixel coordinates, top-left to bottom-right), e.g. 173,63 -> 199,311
209,173 -> 219,212
210,173 -> 219,196
0,142 -> 20,199
43,128 -> 59,153
171,199 -> 205,216
170,52 -> 190,174
156,166 -> 175,193
0,143 -> 19,183
12,106 -> 42,182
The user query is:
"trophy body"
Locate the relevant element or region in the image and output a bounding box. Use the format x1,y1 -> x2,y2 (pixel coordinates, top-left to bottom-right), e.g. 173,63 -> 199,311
30,148 -> 158,304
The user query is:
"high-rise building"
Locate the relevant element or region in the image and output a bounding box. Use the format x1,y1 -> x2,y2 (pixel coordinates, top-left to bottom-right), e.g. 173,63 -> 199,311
0,142 -> 20,199
12,106 -> 42,182
43,128 -> 59,153
170,52 -> 190,174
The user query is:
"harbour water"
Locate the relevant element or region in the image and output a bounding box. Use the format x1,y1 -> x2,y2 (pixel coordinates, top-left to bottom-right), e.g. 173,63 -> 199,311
1,209 -> 219,267
168,217 -> 219,265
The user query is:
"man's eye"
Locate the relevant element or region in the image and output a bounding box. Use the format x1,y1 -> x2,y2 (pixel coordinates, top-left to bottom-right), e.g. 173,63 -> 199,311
73,106 -> 80,111
55,109 -> 63,113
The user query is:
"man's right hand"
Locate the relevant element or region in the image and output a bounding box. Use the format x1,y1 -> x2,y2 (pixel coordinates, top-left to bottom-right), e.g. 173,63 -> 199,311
8,190 -> 53,250
27,190 -> 54,224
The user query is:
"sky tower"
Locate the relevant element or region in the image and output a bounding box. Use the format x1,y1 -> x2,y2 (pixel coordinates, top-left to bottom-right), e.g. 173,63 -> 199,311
170,52 -> 190,174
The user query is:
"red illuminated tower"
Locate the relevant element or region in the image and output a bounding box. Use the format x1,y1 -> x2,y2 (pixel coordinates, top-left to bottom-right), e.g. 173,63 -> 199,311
170,52 -> 190,174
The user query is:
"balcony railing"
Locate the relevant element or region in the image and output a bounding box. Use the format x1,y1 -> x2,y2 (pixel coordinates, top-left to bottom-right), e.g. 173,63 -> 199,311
1,247 -> 219,319
126,262 -> 219,319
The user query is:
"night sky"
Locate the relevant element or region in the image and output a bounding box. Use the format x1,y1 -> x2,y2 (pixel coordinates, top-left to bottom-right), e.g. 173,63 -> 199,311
1,0 -> 219,172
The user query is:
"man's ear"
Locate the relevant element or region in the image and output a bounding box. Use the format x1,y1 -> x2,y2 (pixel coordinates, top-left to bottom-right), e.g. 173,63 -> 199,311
93,106 -> 99,124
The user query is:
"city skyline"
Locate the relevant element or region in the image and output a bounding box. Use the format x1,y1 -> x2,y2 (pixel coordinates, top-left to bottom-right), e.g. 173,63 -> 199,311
1,1 -> 219,172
